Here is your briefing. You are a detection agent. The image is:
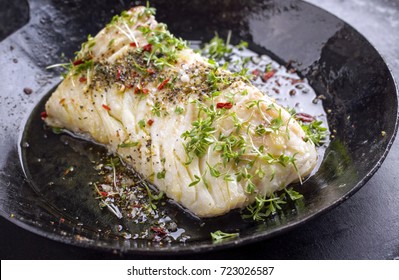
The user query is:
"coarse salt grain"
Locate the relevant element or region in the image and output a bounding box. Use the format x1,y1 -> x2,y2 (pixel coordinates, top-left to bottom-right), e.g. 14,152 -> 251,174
180,74 -> 190,83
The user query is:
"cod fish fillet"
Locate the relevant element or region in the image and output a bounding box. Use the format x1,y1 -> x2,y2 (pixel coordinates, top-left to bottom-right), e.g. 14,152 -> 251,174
44,6 -> 317,217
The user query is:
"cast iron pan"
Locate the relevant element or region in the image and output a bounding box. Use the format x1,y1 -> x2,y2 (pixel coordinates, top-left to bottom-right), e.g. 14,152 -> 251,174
0,0 -> 397,255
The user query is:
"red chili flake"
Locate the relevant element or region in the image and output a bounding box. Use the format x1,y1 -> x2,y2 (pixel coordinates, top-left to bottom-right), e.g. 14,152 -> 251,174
72,59 -> 84,66
134,84 -> 150,94
157,78 -> 170,90
216,102 -> 233,109
116,68 -> 122,80
291,79 -> 303,85
146,68 -> 155,75
40,111 -> 48,119
251,69 -> 260,78
151,226 -> 168,242
100,191 -> 108,197
147,119 -> 154,126
262,70 -> 276,82
59,218 -> 65,223
142,44 -> 152,52
295,113 -> 314,123
151,226 -> 167,236
130,42 -> 137,47
79,76 -> 87,83
102,104 -> 111,111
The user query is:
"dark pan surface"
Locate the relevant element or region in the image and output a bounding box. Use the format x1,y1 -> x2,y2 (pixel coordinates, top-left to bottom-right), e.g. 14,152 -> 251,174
0,0 -> 397,254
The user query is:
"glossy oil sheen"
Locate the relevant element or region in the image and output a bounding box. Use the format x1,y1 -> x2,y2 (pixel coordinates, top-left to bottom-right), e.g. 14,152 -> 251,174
0,0 -> 397,254
20,46 -> 329,245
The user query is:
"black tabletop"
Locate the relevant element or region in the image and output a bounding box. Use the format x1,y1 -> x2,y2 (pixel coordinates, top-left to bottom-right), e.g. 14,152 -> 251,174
1,0 -> 399,260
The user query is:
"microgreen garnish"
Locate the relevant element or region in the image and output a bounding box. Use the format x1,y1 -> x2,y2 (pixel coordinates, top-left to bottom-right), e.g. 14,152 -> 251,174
138,23 -> 187,70
242,186 -> 304,221
181,100 -> 227,164
138,119 -> 146,129
210,230 -> 239,241
255,124 -> 267,136
139,1 -> 156,18
265,63 -> 273,73
51,127 -> 64,134
244,193 -> 286,220
206,162 -> 222,178
202,32 -> 232,60
284,187 -> 303,201
189,175 -> 201,187
182,117 -> 217,164
214,133 -> 247,165
156,169 -> 166,179
174,106 -> 184,115
151,102 -> 162,117
144,182 -> 164,210
268,109 -> 284,133
107,10 -> 130,28
118,141 -> 139,148
206,67 -> 229,90
300,120 -> 328,146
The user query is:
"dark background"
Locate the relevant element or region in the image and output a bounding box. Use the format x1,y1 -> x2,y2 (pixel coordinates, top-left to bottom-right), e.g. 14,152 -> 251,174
0,0 -> 398,259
